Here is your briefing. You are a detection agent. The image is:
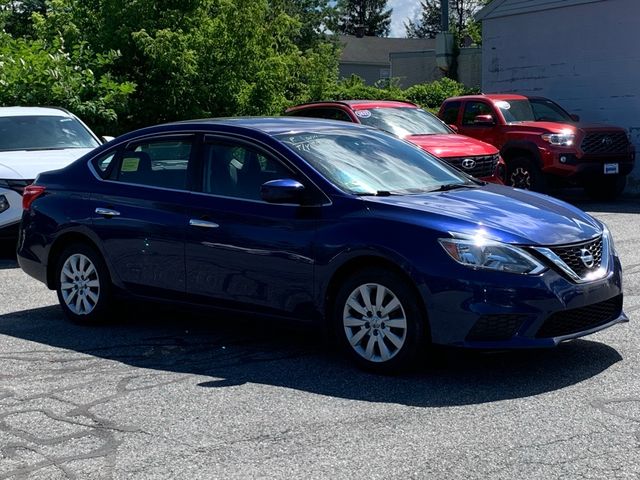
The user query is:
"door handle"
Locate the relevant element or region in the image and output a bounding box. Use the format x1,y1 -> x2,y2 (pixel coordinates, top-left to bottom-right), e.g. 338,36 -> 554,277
189,219 -> 220,229
95,207 -> 120,217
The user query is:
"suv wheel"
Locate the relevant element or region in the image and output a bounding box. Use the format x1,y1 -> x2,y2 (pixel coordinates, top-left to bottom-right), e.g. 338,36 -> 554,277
333,267 -> 426,373
507,157 -> 547,193
55,243 -> 112,324
585,176 -> 626,200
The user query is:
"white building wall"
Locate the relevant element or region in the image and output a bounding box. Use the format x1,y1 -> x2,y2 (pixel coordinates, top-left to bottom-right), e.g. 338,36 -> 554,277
482,0 -> 640,192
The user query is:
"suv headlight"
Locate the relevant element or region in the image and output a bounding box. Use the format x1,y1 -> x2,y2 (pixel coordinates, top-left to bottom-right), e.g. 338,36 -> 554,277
0,194 -> 8,214
439,233 -> 547,274
541,133 -> 575,146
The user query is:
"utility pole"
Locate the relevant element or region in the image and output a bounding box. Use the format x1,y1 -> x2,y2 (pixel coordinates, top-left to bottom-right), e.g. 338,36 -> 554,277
441,0 -> 449,32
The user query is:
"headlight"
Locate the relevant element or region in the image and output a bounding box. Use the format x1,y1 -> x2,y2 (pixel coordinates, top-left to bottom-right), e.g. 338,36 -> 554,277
439,233 -> 547,274
541,133 -> 575,146
0,194 -> 8,214
602,223 -> 617,257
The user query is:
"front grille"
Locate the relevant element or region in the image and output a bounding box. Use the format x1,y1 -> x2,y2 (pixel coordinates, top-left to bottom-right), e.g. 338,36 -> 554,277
445,154 -> 498,178
0,179 -> 33,195
550,236 -> 603,278
581,132 -> 629,155
536,295 -> 622,338
466,314 -> 525,341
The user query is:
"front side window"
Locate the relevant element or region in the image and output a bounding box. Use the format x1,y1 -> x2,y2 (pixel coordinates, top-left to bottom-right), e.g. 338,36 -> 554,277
0,115 -> 99,152
202,142 -> 293,200
356,108 -> 452,137
277,129 -> 468,195
114,139 -> 191,190
440,101 -> 461,125
462,102 -> 494,125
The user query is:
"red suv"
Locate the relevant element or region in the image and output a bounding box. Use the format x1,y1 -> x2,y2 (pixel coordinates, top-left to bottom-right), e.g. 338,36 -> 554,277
285,100 -> 505,184
438,94 -> 635,198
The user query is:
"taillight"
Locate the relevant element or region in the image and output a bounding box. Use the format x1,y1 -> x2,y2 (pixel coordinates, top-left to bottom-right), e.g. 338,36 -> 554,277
22,185 -> 46,210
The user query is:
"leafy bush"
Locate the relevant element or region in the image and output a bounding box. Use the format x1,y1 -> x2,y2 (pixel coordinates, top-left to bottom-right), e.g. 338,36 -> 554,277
319,75 -> 407,102
404,77 -> 469,109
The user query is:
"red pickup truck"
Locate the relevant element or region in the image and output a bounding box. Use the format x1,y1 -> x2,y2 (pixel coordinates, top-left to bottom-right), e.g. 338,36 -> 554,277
438,94 -> 635,198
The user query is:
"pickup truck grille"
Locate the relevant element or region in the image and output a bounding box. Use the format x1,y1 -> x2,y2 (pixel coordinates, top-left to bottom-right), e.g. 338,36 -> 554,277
445,154 -> 498,178
581,132 -> 629,155
550,236 -> 603,278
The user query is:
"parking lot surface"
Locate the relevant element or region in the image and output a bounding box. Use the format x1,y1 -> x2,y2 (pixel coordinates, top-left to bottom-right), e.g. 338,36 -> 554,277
0,197 -> 639,479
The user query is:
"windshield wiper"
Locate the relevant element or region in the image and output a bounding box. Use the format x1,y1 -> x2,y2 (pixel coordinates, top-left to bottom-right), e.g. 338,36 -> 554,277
429,183 -> 479,192
354,190 -> 395,197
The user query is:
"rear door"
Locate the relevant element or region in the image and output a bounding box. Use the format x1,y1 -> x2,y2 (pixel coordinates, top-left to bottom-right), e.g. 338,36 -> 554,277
184,135 -> 321,318
89,134 -> 198,297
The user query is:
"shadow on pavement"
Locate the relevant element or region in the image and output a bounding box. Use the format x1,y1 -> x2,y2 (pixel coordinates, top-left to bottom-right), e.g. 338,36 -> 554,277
554,189 -> 640,214
0,241 -> 17,270
0,302 -> 623,407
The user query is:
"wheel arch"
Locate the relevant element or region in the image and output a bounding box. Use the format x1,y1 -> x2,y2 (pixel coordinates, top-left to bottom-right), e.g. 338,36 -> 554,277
501,140 -> 542,169
323,255 -> 431,342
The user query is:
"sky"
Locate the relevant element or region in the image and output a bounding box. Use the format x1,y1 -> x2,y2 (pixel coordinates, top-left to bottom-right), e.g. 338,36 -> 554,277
388,0 -> 423,37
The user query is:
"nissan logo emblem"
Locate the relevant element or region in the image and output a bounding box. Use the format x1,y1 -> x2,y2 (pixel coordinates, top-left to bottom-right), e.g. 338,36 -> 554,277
579,248 -> 595,268
461,158 -> 476,170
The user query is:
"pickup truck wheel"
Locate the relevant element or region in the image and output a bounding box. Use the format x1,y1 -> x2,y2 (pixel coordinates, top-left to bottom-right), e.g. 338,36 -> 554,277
507,157 -> 547,193
585,176 -> 626,200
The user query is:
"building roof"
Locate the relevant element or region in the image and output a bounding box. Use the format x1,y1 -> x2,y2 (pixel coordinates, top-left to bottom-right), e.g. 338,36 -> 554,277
339,35 -> 436,66
476,0 -> 604,21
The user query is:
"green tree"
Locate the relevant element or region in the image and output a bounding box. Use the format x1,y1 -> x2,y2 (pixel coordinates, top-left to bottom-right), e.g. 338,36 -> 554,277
404,0 -> 489,45
268,0 -> 337,51
0,0 -> 46,37
334,0 -> 392,37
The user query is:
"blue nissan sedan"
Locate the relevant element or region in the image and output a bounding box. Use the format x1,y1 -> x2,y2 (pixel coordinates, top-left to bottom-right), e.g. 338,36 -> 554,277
17,118 -> 627,372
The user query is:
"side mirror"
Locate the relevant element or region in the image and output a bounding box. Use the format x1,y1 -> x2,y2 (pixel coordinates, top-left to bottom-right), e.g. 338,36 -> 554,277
260,179 -> 305,204
448,124 -> 459,133
102,136 -> 115,144
570,114 -> 580,122
474,114 -> 495,126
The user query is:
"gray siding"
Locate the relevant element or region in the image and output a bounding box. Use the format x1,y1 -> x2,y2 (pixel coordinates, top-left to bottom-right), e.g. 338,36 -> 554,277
338,64 -> 388,85
478,0 -> 604,19
390,48 -> 481,89
482,0 -> 640,192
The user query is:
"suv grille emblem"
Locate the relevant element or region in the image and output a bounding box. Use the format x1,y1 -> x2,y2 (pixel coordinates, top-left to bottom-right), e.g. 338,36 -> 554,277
461,158 -> 476,170
579,248 -> 595,268
601,136 -> 613,146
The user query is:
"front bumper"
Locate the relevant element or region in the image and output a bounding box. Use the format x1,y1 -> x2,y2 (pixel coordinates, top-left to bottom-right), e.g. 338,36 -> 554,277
423,254 -> 626,348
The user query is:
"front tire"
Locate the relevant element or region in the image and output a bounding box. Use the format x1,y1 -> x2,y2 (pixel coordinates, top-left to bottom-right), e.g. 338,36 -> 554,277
507,156 -> 547,193
55,243 -> 113,324
333,268 -> 426,373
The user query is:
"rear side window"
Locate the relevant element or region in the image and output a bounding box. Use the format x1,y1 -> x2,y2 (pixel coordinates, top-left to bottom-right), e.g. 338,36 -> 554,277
440,101 -> 461,124
462,101 -> 494,125
114,139 -> 192,190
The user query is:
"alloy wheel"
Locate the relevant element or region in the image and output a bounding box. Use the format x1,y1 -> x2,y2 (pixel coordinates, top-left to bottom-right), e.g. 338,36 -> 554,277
510,167 -> 532,189
59,253 -> 101,315
342,283 -> 408,363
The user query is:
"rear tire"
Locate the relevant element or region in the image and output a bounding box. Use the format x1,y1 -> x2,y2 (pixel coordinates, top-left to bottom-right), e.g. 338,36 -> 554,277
584,176 -> 626,200
506,156 -> 548,193
332,267 -> 426,374
54,243 -> 113,324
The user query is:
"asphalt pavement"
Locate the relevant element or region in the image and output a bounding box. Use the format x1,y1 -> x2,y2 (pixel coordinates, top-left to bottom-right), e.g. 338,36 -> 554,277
0,196 -> 639,479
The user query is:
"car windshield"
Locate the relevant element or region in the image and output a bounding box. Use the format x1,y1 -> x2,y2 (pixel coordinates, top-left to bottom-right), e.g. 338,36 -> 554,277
495,99 -> 574,123
0,115 -> 99,152
355,107 -> 452,137
276,128 -> 471,195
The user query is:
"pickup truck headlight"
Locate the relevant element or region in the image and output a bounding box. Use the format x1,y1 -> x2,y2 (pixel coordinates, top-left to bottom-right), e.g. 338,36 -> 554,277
541,133 -> 575,146
439,234 -> 547,274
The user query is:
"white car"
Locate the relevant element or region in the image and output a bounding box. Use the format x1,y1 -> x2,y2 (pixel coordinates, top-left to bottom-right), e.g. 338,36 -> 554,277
0,107 -> 104,240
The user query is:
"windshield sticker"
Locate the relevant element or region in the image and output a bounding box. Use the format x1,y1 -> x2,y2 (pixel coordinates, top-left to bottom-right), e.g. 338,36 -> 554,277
495,100 -> 511,110
355,110 -> 372,118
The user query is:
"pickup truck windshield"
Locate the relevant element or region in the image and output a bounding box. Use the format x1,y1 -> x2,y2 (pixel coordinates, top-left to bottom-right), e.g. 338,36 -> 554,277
356,107 -> 452,137
495,99 -> 574,124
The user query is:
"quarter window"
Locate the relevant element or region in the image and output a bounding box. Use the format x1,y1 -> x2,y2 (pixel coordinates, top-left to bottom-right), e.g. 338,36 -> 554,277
115,139 -> 192,190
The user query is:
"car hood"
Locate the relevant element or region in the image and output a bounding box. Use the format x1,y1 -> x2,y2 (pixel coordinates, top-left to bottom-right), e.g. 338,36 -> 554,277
508,121 -> 628,135
0,148 -> 93,179
406,134 -> 498,158
364,184 -> 601,246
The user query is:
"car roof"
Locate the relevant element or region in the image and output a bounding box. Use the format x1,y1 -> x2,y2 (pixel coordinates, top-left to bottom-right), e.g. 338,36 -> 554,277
0,106 -> 73,118
445,94 -> 530,102
172,116 -> 373,135
288,100 -> 417,112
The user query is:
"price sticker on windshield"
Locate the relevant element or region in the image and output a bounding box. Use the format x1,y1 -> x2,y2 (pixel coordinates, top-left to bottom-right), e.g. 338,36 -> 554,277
355,110 -> 372,118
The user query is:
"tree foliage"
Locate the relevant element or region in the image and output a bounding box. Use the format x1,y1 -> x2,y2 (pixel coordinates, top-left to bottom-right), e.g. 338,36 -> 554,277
333,0 -> 392,37
405,0 -> 489,45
